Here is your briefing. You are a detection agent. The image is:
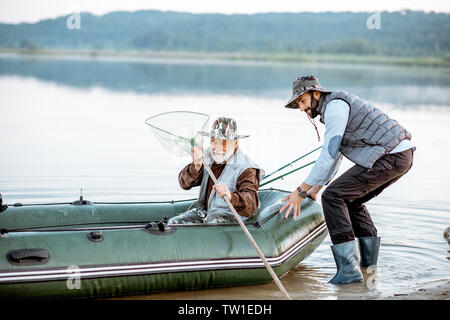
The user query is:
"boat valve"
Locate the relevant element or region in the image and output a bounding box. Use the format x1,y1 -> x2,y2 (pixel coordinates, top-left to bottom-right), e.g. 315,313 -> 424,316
71,188 -> 92,206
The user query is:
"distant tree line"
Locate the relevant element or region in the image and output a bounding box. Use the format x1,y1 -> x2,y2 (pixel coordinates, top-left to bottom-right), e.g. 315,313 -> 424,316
0,10 -> 449,57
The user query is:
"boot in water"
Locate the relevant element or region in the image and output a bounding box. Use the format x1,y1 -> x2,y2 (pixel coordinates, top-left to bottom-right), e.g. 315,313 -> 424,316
358,236 -> 381,268
329,240 -> 363,285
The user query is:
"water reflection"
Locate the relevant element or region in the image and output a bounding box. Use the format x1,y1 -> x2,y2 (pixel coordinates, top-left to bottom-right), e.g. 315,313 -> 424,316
1,53 -> 450,106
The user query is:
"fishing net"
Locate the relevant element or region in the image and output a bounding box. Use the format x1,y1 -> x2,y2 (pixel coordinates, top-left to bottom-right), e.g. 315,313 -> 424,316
145,111 -> 210,157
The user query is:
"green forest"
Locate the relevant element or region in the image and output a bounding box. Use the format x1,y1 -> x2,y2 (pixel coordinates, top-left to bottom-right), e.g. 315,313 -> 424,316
0,10 -> 449,58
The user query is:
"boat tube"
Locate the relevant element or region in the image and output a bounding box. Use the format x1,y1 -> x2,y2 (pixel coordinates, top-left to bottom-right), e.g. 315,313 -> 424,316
0,188 -> 327,299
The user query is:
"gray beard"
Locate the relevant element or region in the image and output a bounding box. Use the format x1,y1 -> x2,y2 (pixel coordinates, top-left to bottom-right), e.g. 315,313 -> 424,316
211,149 -> 234,164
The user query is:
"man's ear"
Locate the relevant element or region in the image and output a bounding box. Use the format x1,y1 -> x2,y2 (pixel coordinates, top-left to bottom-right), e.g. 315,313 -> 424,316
313,90 -> 321,101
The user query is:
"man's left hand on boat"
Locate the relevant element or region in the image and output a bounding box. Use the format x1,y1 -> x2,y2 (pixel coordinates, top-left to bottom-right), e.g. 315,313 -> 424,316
279,184 -> 321,219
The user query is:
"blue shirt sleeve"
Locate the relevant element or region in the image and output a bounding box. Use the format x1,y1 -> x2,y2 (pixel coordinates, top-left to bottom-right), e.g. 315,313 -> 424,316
304,99 -> 349,186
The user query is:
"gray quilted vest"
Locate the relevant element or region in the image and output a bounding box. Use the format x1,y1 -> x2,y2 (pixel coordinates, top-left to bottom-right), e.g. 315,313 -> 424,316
315,91 -> 412,169
197,148 -> 265,221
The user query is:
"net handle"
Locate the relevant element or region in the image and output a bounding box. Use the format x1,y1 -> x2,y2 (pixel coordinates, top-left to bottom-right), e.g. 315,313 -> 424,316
202,159 -> 292,300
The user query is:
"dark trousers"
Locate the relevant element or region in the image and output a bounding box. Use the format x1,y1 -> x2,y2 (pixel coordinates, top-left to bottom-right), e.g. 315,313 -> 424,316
321,148 -> 415,245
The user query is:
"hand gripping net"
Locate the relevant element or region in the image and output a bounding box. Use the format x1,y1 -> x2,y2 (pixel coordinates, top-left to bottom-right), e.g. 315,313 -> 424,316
145,111 -> 210,157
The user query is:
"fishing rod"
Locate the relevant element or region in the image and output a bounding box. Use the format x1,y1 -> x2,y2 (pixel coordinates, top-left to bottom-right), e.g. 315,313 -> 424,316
262,146 -> 321,181
260,160 -> 316,187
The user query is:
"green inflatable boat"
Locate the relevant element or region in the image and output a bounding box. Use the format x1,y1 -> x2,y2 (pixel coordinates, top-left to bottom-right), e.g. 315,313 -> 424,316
0,188 -> 327,299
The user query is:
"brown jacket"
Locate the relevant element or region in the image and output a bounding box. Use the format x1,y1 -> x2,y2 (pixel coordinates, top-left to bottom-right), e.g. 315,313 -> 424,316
178,162 -> 260,217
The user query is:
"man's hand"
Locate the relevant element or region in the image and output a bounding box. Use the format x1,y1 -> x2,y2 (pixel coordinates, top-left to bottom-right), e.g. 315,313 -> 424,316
279,190 -> 303,220
307,185 -> 323,201
213,183 -> 232,200
191,147 -> 203,171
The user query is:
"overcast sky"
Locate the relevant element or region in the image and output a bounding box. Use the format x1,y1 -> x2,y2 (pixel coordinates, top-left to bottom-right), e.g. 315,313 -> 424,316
1,0 -> 449,24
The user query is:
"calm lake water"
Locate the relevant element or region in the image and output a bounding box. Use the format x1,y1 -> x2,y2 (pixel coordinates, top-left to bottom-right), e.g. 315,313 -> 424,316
0,53 -> 449,299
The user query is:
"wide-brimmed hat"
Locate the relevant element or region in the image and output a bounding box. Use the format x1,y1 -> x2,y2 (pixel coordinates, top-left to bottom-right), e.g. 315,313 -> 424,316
198,117 -> 249,140
283,75 -> 332,109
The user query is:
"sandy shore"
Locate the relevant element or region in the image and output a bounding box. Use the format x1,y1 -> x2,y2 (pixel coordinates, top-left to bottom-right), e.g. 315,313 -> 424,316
380,280 -> 449,300
382,228 -> 449,300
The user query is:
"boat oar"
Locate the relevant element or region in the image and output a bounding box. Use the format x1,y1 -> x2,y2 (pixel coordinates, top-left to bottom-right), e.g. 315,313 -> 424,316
201,159 -> 292,300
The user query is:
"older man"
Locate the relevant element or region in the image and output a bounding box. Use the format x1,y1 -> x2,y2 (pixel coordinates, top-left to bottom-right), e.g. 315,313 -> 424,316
279,76 -> 415,284
168,117 -> 265,224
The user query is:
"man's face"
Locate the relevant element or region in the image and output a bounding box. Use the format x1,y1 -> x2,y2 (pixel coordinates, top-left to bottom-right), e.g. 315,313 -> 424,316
210,137 -> 236,164
295,92 -> 313,117
210,138 -> 235,154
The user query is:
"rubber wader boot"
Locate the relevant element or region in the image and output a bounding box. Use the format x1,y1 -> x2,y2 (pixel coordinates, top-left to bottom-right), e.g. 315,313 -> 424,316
329,240 -> 363,285
358,236 -> 381,268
